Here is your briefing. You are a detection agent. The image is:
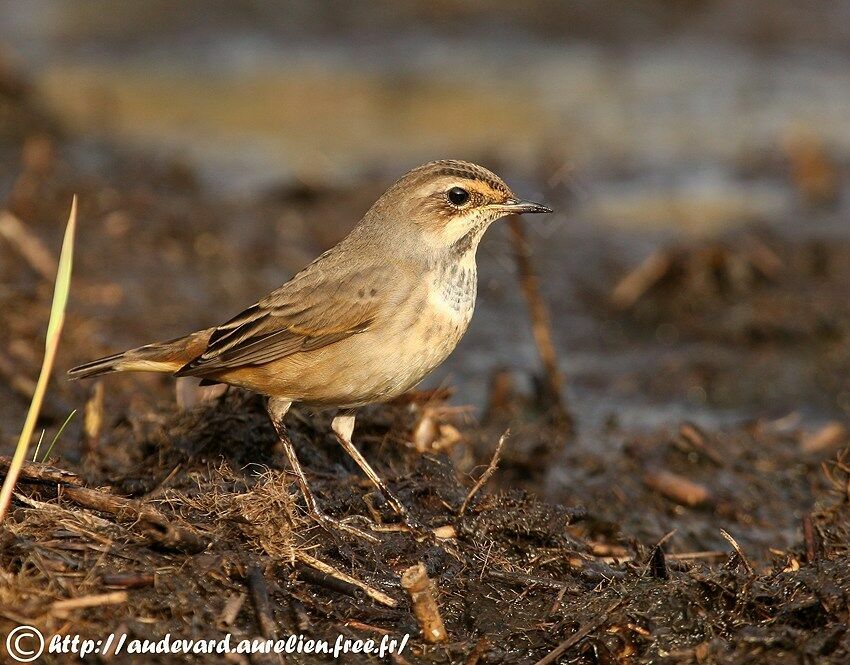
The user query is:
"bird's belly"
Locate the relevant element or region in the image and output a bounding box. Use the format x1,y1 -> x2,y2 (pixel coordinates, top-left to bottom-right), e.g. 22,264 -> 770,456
314,306 -> 472,407
252,296 -> 471,408
229,263 -> 477,408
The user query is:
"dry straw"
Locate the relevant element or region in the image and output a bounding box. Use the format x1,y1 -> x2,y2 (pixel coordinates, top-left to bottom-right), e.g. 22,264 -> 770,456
0,196 -> 77,523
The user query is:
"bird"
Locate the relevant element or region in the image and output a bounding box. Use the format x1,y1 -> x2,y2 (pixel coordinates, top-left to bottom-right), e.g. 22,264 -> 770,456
68,159 -> 551,538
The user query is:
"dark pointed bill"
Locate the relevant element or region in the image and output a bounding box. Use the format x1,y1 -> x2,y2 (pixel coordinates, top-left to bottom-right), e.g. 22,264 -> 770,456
501,198 -> 552,214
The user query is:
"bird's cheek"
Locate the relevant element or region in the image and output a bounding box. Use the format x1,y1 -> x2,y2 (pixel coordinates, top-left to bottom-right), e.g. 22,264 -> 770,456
440,215 -> 478,245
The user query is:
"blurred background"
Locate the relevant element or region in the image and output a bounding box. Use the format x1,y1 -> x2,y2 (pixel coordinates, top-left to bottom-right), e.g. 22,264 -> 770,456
2,0 -> 850,443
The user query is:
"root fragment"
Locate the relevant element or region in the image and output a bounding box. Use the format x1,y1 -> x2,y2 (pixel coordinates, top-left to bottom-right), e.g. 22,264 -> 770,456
400,562 -> 447,643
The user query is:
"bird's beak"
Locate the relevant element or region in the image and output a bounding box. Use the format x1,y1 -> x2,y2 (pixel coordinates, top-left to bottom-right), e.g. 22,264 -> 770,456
499,198 -> 552,214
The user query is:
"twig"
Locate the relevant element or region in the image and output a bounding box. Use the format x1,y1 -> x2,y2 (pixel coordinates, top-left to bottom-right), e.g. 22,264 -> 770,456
675,423 -> 724,466
802,514 -> 818,563
101,573 -> 155,589
83,381 -> 105,458
295,551 -> 397,608
432,524 -> 456,539
0,210 -> 58,281
643,469 -> 711,507
486,568 -> 580,594
460,430 -> 508,515
0,455 -> 85,486
465,637 -> 489,665
400,563 -> 447,643
507,215 -> 572,429
549,586 -> 568,616
343,621 -> 392,635
534,599 -> 624,665
247,564 -> 277,639
218,592 -> 247,629
801,422 -> 846,454
719,529 -> 754,575
665,551 -> 725,560
647,529 -> 676,578
648,545 -> 668,580
51,591 -> 128,615
58,485 -> 207,553
611,249 -> 671,309
5,458 -> 207,552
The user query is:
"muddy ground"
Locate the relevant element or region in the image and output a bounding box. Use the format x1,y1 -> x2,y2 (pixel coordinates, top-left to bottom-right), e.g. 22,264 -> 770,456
2,50 -> 850,664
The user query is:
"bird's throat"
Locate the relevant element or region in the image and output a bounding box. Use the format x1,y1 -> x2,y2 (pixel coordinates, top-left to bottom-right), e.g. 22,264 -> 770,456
449,219 -> 490,258
433,255 -> 477,316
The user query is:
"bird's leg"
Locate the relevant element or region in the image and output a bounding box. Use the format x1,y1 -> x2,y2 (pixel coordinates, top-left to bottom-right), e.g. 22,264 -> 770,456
331,410 -> 425,532
267,398 -> 377,542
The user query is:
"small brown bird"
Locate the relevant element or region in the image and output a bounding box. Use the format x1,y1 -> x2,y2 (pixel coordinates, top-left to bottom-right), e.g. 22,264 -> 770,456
69,159 -> 551,536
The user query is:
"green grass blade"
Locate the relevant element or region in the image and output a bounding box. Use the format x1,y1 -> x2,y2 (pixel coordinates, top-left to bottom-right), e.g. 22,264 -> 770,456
40,409 -> 77,463
0,196 -> 77,523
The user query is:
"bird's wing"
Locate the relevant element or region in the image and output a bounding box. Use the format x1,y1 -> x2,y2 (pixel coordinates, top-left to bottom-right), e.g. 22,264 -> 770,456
176,257 -> 406,377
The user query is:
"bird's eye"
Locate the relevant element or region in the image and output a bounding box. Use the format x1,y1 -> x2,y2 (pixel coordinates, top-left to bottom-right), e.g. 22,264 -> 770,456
447,186 -> 470,206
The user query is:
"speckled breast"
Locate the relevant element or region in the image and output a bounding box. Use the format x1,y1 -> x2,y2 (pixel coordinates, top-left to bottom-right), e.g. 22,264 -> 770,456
423,258 -> 477,351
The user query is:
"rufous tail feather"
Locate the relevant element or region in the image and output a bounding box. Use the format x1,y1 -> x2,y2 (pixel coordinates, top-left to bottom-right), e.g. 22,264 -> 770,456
67,329 -> 214,380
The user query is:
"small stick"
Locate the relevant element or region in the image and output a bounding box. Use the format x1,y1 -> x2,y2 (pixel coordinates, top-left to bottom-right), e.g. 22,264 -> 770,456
432,524 -> 456,540
51,591 -> 128,614
665,551 -> 725,560
7,464 -> 207,552
218,592 -> 247,629
58,485 -> 207,553
343,621 -> 393,635
400,563 -> 447,644
83,381 -> 105,458
548,585 -> 569,616
648,545 -> 668,580
0,455 -> 85,486
802,514 -> 818,563
646,529 -> 677,577
247,564 -> 277,640
296,564 -> 362,598
801,422 -> 846,454
460,430 -> 508,515
533,599 -> 623,665
0,210 -> 58,281
465,637 -> 489,665
101,573 -> 155,589
507,216 -> 572,429
288,596 -> 311,633
611,249 -> 671,309
675,423 -> 724,466
719,529 -> 754,575
486,568 -> 580,594
296,551 -> 397,608
643,469 -> 711,507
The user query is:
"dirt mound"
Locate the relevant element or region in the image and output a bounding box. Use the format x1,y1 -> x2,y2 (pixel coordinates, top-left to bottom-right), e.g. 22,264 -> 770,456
3,389 -> 850,663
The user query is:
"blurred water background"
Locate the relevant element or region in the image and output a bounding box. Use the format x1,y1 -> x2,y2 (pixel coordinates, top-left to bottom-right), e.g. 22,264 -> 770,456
2,0 -> 849,434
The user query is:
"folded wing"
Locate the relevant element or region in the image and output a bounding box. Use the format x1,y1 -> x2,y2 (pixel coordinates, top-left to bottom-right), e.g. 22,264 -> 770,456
176,259 -> 402,377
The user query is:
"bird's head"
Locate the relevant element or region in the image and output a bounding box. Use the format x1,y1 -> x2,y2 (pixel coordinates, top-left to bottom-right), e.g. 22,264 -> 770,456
360,159 -> 551,256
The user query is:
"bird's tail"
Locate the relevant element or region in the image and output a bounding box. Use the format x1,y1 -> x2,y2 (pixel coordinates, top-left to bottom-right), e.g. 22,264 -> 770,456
67,329 -> 214,380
